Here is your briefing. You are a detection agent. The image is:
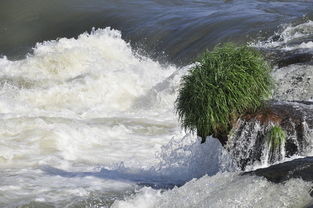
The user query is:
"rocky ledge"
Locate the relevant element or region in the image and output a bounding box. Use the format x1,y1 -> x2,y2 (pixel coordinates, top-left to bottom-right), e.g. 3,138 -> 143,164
242,156 -> 313,207
226,101 -> 313,169
243,156 -> 313,184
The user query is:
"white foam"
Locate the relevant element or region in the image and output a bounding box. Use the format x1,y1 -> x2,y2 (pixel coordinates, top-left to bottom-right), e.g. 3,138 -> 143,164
0,27 -> 188,169
251,20 -> 313,50
112,173 -> 313,208
94,135 -> 237,187
0,168 -> 134,208
153,135 -> 237,180
1,25 -> 310,207
0,28 -> 193,206
0,27 -> 239,207
0,28 -> 178,118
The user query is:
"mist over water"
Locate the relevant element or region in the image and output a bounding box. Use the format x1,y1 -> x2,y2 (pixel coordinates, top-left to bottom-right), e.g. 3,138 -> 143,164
1,0 -> 313,207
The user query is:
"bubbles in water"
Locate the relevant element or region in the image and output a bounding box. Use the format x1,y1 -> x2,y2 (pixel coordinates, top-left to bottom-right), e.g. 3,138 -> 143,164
112,173 -> 313,208
0,28 -> 178,117
0,27 -> 190,206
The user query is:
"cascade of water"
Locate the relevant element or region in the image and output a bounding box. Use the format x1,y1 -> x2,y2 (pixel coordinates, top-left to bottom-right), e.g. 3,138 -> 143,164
226,102 -> 313,170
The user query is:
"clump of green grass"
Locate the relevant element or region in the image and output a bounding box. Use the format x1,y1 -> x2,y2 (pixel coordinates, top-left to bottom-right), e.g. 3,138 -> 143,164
266,125 -> 286,150
175,43 -> 272,143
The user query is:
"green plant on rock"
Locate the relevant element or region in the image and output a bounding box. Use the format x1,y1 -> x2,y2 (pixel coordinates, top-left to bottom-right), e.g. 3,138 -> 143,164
266,125 -> 286,150
175,43 -> 272,144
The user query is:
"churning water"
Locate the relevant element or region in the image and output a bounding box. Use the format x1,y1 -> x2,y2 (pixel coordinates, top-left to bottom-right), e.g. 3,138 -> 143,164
1,0 -> 313,207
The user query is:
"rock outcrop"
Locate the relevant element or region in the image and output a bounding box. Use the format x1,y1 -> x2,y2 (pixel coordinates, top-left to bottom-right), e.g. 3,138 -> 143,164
243,156 -> 313,184
224,47 -> 313,170
272,64 -> 313,101
260,48 -> 313,101
242,156 -> 313,207
262,49 -> 313,68
226,101 -> 313,170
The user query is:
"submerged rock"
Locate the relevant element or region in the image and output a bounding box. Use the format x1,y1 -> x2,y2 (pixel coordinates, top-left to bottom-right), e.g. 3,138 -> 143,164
242,157 -> 313,207
226,101 -> 313,170
243,157 -> 313,184
243,156 -> 313,207
262,49 -> 313,68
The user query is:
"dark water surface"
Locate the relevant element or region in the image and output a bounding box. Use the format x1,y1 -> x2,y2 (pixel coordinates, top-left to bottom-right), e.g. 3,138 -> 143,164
1,0 -> 312,64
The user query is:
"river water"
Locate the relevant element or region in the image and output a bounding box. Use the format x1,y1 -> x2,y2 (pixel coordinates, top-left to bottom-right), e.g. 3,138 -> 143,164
0,1 -> 313,207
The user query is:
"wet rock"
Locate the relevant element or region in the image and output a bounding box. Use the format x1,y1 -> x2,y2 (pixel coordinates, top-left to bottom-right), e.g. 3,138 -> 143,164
261,49 -> 313,68
277,53 -> 313,68
226,101 -> 313,170
257,48 -> 313,101
243,157 -> 313,184
244,157 -> 313,206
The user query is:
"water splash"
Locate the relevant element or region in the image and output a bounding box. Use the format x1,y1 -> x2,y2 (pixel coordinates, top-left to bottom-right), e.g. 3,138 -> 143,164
252,20 -> 313,51
111,173 -> 312,208
59,135 -> 238,188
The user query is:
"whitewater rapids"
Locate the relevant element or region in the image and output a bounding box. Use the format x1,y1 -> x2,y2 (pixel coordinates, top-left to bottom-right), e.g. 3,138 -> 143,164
0,27 -> 312,208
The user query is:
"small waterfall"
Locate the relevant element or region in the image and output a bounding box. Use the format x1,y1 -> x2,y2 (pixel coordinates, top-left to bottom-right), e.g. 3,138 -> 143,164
226,101 -> 313,170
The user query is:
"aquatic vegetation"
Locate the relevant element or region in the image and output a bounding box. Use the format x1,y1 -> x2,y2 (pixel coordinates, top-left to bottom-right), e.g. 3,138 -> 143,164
175,43 -> 272,143
266,125 -> 287,150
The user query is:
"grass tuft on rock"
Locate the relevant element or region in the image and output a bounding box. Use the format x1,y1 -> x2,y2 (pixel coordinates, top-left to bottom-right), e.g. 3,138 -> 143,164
175,43 -> 272,143
266,125 -> 286,150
